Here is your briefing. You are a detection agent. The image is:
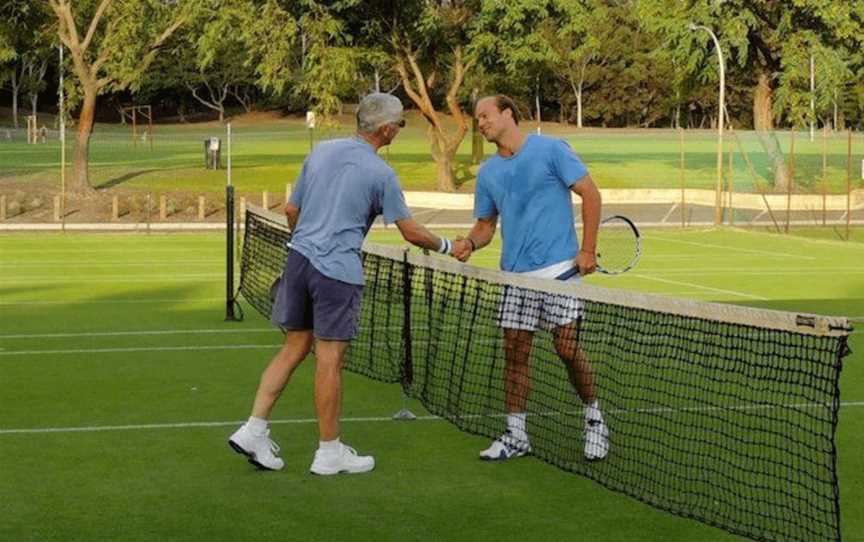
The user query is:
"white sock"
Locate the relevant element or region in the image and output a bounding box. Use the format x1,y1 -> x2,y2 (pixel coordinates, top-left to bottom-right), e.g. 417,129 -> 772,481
246,416 -> 268,436
318,438 -> 341,453
584,401 -> 603,423
507,413 -> 528,441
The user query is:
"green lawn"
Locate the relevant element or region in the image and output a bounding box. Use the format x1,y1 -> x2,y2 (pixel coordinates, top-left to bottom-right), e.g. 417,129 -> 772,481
0,227 -> 861,541
2,114 -> 862,195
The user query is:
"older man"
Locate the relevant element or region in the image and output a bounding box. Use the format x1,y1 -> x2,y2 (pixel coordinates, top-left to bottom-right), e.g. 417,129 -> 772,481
229,93 -> 468,474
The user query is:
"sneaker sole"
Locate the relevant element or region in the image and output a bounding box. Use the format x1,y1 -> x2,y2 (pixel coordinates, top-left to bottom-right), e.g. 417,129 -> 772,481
309,464 -> 375,476
479,449 -> 531,461
228,439 -> 281,471
584,451 -> 609,461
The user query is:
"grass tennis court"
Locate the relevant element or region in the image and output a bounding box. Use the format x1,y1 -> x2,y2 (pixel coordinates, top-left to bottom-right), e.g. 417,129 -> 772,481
3,114 -> 862,194
1,228 -> 862,541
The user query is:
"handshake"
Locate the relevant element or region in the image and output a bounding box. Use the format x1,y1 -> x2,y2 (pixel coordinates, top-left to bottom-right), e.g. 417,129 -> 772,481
438,236 -> 475,262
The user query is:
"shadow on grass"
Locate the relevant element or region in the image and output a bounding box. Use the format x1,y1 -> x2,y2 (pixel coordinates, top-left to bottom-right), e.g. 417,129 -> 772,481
96,169 -> 162,190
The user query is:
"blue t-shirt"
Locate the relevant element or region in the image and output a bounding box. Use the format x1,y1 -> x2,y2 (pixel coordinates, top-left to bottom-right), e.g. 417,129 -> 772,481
474,134 -> 588,272
289,137 -> 411,285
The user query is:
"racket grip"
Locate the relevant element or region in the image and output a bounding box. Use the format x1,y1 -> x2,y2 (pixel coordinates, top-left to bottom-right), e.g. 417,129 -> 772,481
555,268 -> 580,281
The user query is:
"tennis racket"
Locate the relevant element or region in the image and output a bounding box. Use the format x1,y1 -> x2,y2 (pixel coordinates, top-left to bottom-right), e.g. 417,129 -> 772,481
556,215 -> 641,279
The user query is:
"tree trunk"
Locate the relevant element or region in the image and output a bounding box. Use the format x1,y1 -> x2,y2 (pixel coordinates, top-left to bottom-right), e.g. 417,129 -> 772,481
429,127 -> 456,192
753,72 -> 773,131
10,69 -> 19,129
435,154 -> 455,192
753,71 -> 791,192
71,88 -> 97,193
576,87 -> 583,128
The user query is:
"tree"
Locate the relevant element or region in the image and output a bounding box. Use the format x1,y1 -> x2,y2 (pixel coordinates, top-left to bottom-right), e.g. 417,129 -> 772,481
1,1 -> 49,128
48,0 -> 191,192
552,0 -> 610,128
349,1 -> 480,192
474,0 -> 558,126
639,0 -> 864,191
163,1 -> 262,123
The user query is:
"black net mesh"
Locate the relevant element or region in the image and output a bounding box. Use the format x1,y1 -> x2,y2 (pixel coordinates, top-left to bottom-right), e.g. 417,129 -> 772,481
237,205 -> 851,542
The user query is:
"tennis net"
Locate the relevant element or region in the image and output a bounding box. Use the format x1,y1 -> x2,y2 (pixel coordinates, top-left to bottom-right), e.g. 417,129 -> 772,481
236,204 -> 852,542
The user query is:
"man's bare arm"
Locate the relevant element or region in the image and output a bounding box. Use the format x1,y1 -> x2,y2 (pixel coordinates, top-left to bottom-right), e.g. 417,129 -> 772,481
284,202 -> 300,231
466,216 -> 498,250
396,218 -> 454,253
571,174 -> 602,274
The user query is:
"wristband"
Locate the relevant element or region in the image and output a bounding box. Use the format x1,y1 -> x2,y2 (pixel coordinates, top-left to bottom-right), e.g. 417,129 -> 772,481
438,237 -> 452,254
466,237 -> 477,251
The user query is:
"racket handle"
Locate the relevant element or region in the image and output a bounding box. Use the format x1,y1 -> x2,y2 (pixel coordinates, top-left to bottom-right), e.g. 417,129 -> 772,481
555,268 -> 580,281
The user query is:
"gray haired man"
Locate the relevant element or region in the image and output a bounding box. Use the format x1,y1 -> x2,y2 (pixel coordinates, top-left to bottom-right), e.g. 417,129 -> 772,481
229,94 -> 469,474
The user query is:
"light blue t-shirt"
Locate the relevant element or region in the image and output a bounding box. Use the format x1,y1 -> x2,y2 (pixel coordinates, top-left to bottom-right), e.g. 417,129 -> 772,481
289,137 -> 411,285
474,134 -> 588,273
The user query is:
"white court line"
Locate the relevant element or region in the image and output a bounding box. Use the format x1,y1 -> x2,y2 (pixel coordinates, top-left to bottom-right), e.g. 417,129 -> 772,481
630,274 -> 768,300
0,274 -> 223,284
3,402 -> 863,435
659,203 -> 679,224
0,328 -> 275,340
637,269 -> 864,277
0,344 -> 282,356
0,298 -> 223,306
0,260 -> 223,268
646,236 -> 817,260
1,248 -> 221,255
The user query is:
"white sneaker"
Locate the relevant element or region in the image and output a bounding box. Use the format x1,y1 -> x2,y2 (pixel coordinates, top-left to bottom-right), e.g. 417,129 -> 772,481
479,431 -> 531,461
584,418 -> 609,461
309,443 -> 375,475
228,425 -> 285,471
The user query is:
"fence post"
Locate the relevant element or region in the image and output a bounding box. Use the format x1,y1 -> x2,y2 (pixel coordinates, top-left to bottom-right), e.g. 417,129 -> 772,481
53,195 -> 61,222
679,128 -> 686,228
262,191 -> 269,210
847,130 -> 853,241
198,195 -> 206,220
240,197 -> 247,224
786,131 -> 795,234
285,183 -> 292,204
1,195 -> 6,222
160,195 -> 167,221
112,196 -> 119,221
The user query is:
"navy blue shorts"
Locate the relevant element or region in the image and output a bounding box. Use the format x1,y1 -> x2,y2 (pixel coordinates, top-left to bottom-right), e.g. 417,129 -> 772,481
270,251 -> 363,341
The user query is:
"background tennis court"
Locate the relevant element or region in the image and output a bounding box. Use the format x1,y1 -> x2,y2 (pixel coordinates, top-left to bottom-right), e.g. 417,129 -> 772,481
0,227 -> 861,541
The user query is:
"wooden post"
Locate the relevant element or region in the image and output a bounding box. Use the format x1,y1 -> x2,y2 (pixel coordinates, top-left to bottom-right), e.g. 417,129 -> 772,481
0,195 -> 6,221
285,183 -> 292,204
727,143 -> 734,226
822,125 -> 828,226
160,195 -> 167,220
679,128 -> 686,228
53,195 -> 61,222
847,130 -> 853,241
112,196 -> 119,221
198,195 -> 206,220
786,131 -> 795,234
240,197 -> 247,224
262,191 -> 269,210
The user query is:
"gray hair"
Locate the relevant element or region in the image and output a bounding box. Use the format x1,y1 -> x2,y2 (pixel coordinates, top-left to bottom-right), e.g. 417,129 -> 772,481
357,93 -> 404,133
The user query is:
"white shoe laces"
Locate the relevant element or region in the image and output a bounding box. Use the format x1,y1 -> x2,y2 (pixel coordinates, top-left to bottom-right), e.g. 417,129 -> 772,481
264,430 -> 281,456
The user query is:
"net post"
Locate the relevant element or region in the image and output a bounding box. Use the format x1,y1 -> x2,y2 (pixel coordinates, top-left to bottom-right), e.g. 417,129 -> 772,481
225,184 -> 240,321
393,247 -> 416,421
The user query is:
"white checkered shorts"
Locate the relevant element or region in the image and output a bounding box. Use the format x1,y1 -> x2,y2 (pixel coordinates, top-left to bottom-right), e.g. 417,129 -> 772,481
497,285 -> 582,331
